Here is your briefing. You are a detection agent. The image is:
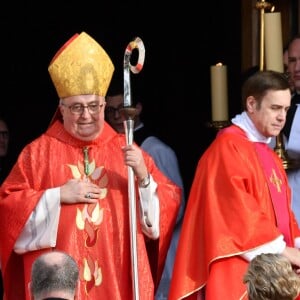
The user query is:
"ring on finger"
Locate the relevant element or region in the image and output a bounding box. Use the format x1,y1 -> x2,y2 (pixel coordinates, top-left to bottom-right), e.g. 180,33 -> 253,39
85,192 -> 91,199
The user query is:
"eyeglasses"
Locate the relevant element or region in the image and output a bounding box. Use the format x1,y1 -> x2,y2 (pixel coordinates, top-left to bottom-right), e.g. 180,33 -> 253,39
105,105 -> 124,116
62,102 -> 104,115
0,131 -> 9,139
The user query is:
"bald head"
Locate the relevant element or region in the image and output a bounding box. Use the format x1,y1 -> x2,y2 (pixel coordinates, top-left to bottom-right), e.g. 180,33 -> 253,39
30,251 -> 79,300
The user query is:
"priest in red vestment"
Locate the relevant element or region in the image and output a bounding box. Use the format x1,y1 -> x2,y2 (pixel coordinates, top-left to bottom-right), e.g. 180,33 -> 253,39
169,70 -> 300,300
0,32 -> 181,300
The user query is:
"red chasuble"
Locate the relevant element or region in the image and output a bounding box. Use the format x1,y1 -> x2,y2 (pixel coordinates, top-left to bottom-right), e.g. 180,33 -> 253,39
0,120 -> 181,300
169,125 -> 300,300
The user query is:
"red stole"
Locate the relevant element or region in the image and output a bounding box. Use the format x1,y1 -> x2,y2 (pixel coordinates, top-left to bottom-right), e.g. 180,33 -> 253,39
254,142 -> 292,246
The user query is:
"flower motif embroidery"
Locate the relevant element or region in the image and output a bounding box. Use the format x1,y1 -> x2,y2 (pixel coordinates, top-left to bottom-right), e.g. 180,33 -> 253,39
68,153 -> 108,294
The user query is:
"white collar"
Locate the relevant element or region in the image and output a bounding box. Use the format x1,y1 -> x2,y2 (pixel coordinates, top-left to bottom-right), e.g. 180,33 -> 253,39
231,111 -> 271,144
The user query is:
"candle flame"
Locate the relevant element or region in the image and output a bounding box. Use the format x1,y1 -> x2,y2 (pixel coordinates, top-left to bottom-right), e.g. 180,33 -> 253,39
216,62 -> 223,66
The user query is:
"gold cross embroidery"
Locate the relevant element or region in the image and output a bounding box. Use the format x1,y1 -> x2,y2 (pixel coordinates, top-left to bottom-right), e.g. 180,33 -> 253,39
270,169 -> 282,192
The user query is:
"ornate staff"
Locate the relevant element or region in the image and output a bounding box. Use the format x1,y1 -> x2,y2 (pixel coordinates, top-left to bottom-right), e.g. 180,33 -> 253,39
122,37 -> 145,300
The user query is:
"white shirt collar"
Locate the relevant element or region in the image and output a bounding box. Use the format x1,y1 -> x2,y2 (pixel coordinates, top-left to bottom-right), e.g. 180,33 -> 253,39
231,111 -> 271,144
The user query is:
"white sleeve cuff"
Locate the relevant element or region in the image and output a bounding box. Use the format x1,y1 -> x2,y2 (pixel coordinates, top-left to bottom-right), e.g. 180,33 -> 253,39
241,235 -> 286,261
14,188 -> 61,254
138,175 -> 160,239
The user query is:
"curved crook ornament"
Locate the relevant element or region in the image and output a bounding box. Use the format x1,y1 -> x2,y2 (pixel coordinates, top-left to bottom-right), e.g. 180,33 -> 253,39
123,37 -> 145,108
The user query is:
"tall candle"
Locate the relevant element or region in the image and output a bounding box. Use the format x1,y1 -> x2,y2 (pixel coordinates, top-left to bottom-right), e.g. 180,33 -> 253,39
264,12 -> 284,73
210,63 -> 228,121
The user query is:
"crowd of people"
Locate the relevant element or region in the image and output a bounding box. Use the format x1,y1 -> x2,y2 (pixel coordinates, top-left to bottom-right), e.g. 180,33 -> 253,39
1,31 -> 300,300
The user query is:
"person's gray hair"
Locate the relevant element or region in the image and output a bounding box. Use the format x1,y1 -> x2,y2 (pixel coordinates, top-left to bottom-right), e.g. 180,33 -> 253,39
31,250 -> 79,299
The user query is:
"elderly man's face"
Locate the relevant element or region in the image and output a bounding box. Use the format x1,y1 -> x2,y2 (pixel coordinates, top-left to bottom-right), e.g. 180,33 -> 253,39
60,95 -> 106,141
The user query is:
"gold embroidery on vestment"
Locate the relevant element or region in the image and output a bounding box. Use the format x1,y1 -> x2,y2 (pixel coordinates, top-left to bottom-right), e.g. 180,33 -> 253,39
67,152 -> 108,294
270,168 -> 282,192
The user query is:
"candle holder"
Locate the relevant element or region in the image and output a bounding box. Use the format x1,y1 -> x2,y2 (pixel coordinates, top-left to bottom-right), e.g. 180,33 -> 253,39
255,0 -> 273,71
273,132 -> 300,170
206,120 -> 231,131
255,0 -> 272,11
